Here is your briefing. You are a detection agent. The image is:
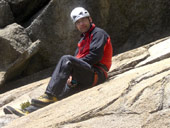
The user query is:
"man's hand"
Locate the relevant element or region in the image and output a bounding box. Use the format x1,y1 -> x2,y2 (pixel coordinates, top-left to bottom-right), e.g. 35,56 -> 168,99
67,76 -> 72,86
67,76 -> 77,87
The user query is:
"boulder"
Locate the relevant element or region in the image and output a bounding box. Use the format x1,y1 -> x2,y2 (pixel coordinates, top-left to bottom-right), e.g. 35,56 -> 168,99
0,37 -> 170,128
25,0 -> 80,68
0,23 -> 40,86
0,0 -> 14,28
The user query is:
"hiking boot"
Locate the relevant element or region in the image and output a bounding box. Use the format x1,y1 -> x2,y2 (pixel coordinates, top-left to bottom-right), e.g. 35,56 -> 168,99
4,106 -> 29,117
31,93 -> 57,107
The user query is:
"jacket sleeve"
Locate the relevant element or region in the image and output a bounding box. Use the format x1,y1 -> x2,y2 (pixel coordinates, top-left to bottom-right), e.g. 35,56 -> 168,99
80,31 -> 108,65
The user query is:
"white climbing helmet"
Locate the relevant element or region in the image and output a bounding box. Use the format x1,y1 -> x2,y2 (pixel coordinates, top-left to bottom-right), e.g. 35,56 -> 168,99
70,7 -> 90,23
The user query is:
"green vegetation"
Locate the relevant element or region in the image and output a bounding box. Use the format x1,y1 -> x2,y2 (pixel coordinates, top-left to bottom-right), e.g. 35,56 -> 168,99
20,101 -> 30,110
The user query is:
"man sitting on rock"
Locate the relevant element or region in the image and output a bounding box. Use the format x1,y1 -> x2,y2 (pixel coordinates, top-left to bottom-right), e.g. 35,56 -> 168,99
4,7 -> 113,116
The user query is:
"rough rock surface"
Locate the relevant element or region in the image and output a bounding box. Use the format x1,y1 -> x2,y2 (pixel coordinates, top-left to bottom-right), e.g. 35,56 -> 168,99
0,0 -> 14,28
0,23 -> 40,86
0,37 -> 170,128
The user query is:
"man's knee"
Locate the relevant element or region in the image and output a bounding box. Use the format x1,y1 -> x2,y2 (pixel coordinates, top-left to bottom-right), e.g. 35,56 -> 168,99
59,55 -> 76,68
61,55 -> 79,64
61,55 -> 74,61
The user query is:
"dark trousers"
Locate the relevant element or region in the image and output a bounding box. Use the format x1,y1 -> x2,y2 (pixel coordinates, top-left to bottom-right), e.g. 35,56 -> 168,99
45,55 -> 106,100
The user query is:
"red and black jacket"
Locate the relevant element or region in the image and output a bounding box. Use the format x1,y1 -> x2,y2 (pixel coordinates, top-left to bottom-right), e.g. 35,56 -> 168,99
75,23 -> 113,73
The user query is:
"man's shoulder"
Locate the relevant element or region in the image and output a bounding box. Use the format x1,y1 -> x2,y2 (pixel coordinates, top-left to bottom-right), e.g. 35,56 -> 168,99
92,27 -> 109,36
93,26 -> 104,32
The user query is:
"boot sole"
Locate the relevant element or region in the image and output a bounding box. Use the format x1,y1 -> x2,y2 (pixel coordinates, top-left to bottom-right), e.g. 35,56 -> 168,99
3,106 -> 13,114
3,106 -> 26,117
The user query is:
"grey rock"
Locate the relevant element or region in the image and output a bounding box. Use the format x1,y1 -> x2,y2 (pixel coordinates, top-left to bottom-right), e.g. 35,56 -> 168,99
0,0 -> 14,28
25,0 -> 80,68
0,23 -> 40,87
0,115 -> 17,128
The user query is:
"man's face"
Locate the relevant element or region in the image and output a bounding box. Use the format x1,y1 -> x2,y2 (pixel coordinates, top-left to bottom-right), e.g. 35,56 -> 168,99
75,17 -> 92,33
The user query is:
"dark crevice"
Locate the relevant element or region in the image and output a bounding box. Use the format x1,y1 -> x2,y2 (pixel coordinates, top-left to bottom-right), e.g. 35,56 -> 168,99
108,54 -> 150,79
109,52 -> 170,80
56,111 -> 140,127
95,98 -> 119,112
53,97 -> 120,127
149,75 -> 170,114
129,86 -> 150,107
136,53 -> 170,68
116,70 -> 170,109
6,0 -> 51,27
125,66 -> 170,94
54,96 -> 124,127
